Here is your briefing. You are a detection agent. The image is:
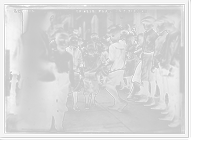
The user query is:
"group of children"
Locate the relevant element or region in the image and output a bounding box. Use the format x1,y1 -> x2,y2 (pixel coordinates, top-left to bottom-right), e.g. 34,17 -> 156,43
50,29 -> 108,131
47,14 -> 181,131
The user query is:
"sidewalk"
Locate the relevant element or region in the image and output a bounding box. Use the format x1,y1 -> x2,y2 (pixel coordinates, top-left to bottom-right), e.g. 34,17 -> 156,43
50,87 -> 181,134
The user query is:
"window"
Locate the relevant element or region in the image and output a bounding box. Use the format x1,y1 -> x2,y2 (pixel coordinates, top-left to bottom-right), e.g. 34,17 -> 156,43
83,21 -> 86,39
78,26 -> 82,36
91,15 -> 99,34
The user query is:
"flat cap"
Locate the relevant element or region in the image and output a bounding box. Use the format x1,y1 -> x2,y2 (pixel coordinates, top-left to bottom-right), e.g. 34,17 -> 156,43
109,28 -> 121,38
121,28 -> 129,34
141,16 -> 155,24
154,16 -> 167,23
90,33 -> 99,38
87,40 -> 95,47
165,13 -> 180,23
73,29 -> 78,34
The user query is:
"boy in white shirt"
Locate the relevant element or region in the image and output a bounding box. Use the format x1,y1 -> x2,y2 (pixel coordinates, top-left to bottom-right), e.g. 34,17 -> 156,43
98,39 -> 109,85
65,34 -> 84,112
105,29 -> 128,112
119,28 -> 129,90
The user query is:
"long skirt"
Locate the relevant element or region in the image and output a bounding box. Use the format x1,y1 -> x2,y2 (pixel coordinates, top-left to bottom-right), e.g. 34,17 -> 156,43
132,60 -> 142,83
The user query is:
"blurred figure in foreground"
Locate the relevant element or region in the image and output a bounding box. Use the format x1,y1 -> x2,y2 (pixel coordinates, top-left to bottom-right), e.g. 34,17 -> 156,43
13,10 -> 67,131
52,31 -> 75,130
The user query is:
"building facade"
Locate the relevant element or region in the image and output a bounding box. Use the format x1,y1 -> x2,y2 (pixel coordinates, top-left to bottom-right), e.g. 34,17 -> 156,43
53,6 -> 183,40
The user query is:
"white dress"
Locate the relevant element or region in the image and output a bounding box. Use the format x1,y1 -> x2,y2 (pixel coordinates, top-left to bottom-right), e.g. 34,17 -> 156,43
131,61 -> 142,84
131,47 -> 142,84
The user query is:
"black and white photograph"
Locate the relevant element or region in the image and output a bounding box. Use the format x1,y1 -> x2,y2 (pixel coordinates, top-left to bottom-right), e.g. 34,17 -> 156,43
2,2 -> 190,138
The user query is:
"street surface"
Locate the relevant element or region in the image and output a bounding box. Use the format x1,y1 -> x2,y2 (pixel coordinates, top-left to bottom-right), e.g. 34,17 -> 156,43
60,88 -> 182,134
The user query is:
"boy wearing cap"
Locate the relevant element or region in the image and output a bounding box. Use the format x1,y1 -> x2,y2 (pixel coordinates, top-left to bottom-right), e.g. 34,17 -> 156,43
83,41 -> 101,110
105,29 -> 128,112
66,35 -> 83,111
106,25 -> 116,45
90,33 -> 101,55
151,16 -> 168,109
90,33 -> 102,86
119,28 -> 129,90
158,14 -> 181,127
141,16 -> 158,106
98,39 -> 109,85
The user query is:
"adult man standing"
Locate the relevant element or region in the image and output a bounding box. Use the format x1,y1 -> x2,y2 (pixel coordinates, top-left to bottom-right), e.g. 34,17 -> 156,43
14,10 -> 66,131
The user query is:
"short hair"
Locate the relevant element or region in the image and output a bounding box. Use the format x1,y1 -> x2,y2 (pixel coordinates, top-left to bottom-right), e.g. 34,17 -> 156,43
126,23 -> 131,30
108,25 -> 116,32
86,40 -> 96,49
55,30 -> 69,41
73,29 -> 78,34
121,28 -> 129,34
90,33 -> 99,38
126,34 -> 135,44
78,37 -> 83,45
102,41 -> 110,50
110,28 -> 121,39
69,33 -> 78,40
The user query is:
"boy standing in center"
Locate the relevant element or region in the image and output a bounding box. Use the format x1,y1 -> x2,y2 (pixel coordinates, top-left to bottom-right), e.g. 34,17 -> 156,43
141,16 -> 158,106
65,34 -> 84,112
83,41 -> 101,110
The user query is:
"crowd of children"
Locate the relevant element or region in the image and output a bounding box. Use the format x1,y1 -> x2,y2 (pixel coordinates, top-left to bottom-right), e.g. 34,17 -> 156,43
13,10 -> 181,131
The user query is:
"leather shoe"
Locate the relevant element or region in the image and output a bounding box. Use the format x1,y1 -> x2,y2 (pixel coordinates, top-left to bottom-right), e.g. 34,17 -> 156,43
117,101 -> 128,112
158,112 -> 174,121
168,120 -> 181,127
168,115 -> 180,127
133,95 -> 148,102
143,97 -> 155,106
85,103 -> 90,110
64,106 -> 69,112
150,104 -> 165,110
119,85 -> 124,90
160,106 -> 169,114
108,104 -> 119,110
73,105 -> 81,112
91,100 -> 96,107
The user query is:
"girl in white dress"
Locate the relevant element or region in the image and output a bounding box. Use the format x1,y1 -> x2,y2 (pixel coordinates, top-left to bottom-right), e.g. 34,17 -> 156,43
123,34 -> 137,91
127,34 -> 144,101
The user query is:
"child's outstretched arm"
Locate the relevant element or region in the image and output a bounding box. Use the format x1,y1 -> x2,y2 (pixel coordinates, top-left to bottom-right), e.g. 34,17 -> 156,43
105,46 -> 115,66
69,55 -> 74,87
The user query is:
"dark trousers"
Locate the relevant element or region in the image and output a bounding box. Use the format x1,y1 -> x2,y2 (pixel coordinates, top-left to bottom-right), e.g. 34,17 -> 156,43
160,69 -> 180,115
